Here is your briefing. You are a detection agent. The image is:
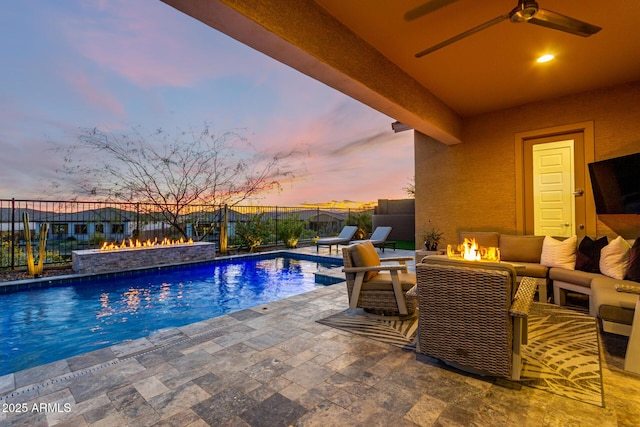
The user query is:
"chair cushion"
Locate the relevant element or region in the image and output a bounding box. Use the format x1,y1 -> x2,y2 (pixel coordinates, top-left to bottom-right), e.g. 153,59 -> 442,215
541,235 -> 576,270
575,236 -> 608,273
351,241 -> 380,281
600,236 -> 631,280
362,272 -> 416,291
500,234 -> 544,263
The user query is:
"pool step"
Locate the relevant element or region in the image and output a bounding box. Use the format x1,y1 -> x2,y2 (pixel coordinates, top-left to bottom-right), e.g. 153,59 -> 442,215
314,267 -> 345,285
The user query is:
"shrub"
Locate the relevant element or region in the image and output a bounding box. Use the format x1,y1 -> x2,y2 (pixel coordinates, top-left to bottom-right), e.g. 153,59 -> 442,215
277,216 -> 305,248
235,213 -> 272,252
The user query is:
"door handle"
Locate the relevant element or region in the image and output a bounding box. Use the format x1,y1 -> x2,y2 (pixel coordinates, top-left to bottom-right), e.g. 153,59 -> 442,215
572,189 -> 584,196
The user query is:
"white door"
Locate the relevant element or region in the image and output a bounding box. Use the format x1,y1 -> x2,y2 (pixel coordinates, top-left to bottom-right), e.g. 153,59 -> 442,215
532,140 -> 575,237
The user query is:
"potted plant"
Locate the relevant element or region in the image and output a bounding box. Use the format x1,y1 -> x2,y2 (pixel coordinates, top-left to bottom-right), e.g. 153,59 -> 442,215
422,226 -> 444,251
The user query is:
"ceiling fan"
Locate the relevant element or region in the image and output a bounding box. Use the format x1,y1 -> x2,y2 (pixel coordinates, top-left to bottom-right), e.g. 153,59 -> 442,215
410,0 -> 602,58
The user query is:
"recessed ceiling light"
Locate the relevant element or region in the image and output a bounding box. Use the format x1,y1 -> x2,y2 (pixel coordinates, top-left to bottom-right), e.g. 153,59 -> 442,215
537,54 -> 555,63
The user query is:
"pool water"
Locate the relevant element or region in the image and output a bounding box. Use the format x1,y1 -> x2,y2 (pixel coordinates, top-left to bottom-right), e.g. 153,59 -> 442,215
0,255 -> 341,376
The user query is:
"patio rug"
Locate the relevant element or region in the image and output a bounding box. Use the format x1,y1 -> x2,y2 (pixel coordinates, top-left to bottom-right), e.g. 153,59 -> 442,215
317,302 -> 603,407
317,309 -> 418,350
520,303 -> 603,407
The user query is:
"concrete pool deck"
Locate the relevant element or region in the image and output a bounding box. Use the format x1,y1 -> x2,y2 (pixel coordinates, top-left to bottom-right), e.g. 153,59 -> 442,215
1,246 -> 640,426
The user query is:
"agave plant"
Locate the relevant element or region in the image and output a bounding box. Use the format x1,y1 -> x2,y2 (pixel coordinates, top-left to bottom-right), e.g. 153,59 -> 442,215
22,212 -> 49,276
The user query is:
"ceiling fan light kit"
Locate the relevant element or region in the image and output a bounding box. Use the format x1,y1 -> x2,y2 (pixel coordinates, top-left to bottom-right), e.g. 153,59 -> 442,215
413,0 -> 602,58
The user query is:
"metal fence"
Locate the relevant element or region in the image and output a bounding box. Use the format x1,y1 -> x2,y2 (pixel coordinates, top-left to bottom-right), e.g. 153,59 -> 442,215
0,199 -> 371,270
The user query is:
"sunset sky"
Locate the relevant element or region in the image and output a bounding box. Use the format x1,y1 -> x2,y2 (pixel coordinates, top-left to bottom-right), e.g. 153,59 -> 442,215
0,0 -> 414,207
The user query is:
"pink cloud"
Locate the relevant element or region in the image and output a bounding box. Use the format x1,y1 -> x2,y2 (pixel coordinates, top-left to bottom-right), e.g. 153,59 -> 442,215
58,1 -> 256,88
65,70 -> 126,118
256,128 -> 414,206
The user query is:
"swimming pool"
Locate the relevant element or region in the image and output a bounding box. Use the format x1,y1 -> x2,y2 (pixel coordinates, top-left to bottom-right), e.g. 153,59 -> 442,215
0,253 -> 342,376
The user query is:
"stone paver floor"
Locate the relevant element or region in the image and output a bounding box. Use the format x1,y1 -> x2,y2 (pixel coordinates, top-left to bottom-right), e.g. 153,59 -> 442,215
1,247 -> 639,426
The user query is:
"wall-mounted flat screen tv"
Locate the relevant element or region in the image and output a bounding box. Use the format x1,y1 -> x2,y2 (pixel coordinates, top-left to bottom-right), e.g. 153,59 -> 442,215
588,152 -> 640,214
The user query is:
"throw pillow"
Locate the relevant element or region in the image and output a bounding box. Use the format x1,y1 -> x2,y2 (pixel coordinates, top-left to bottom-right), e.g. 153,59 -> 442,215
351,241 -> 380,281
575,236 -> 608,273
625,238 -> 640,283
600,236 -> 632,280
540,235 -> 577,270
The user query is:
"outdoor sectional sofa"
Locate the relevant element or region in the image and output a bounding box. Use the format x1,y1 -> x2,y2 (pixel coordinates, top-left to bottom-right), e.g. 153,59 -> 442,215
453,231 -> 640,337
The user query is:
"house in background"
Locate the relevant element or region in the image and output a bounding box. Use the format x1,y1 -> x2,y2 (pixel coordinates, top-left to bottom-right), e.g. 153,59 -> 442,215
45,208 -> 132,242
0,207 -> 131,242
161,0 -> 640,242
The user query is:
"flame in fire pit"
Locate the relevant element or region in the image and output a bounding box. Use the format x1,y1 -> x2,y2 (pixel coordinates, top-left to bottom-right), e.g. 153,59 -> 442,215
447,238 -> 500,261
462,238 -> 481,261
100,237 -> 194,251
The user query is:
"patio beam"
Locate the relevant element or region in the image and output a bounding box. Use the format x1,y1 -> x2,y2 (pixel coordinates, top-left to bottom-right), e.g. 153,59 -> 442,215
160,0 -> 463,145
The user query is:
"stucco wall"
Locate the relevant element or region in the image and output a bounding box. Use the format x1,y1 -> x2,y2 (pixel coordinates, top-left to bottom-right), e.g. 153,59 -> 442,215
415,80 -> 640,247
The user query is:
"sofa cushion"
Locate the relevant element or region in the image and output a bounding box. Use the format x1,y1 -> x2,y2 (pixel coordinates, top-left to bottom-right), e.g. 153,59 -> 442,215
541,235 -> 577,270
591,277 -> 639,318
514,262 -> 548,279
351,241 -> 380,281
459,231 -> 499,248
499,234 -> 544,263
599,305 -> 635,326
549,267 -> 600,287
624,237 -> 640,283
600,236 -> 631,280
575,236 -> 608,273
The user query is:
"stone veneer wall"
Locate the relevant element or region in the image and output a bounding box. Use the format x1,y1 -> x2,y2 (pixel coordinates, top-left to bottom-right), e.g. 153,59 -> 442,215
71,242 -> 217,274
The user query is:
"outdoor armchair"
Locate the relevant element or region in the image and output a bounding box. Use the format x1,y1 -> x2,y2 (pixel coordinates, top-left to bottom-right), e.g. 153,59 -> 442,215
416,256 -> 537,380
342,241 -> 417,319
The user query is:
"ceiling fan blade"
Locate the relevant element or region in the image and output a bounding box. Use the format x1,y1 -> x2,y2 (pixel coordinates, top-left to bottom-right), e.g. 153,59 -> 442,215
405,0 -> 460,21
415,14 -> 508,58
528,8 -> 602,37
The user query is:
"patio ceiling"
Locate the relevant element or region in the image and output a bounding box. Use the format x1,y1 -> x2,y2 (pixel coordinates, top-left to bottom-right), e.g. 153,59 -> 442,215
160,0 -> 640,145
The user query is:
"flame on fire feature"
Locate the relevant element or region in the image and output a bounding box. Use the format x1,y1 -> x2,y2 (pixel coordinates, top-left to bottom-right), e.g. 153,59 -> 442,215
462,238 -> 481,261
100,237 -> 194,251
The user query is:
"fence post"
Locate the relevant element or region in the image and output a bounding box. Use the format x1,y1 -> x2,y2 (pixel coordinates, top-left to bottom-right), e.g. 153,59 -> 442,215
136,203 -> 140,239
275,206 -> 279,246
11,198 -> 15,270
219,204 -> 228,255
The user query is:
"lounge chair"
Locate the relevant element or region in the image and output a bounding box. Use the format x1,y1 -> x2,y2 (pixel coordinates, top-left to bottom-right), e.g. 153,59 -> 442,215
316,225 -> 358,253
342,241 -> 417,319
350,226 -> 393,252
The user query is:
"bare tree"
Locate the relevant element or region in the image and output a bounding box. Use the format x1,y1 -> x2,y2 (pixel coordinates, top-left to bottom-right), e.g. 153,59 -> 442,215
55,125 -> 299,239
403,177 -> 415,198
